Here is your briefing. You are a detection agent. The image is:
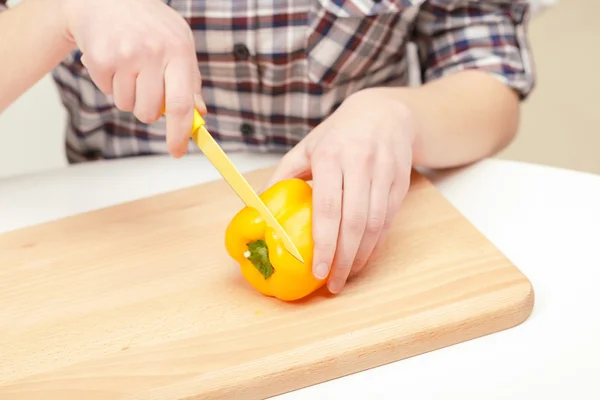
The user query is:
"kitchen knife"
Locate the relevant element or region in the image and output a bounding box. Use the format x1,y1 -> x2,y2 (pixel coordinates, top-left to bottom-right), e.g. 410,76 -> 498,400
186,109 -> 304,263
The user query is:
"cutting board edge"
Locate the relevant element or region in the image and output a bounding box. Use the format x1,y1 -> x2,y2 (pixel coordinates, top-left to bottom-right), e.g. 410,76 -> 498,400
0,166 -> 425,235
0,164 -> 265,237
1,165 -> 538,400
127,276 -> 534,400
406,170 -> 536,303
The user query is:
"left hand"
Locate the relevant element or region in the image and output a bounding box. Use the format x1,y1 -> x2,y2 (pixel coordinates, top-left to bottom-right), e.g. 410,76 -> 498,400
266,88 -> 415,294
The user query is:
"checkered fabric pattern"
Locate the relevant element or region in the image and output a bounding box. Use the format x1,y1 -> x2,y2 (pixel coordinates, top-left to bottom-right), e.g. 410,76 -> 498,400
1,0 -> 536,163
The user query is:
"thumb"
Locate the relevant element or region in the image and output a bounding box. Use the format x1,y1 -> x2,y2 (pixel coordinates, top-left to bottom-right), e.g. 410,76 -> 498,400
192,63 -> 207,115
264,142 -> 311,190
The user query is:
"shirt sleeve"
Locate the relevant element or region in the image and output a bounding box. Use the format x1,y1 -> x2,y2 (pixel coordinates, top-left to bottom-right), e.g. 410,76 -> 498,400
413,0 -> 536,100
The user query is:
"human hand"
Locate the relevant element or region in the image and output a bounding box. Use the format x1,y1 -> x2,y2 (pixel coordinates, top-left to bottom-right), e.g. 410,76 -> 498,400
60,0 -> 205,157
266,88 -> 415,294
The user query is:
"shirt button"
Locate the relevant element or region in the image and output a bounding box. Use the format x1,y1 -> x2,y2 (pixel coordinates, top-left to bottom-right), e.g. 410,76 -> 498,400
233,43 -> 250,60
240,123 -> 255,136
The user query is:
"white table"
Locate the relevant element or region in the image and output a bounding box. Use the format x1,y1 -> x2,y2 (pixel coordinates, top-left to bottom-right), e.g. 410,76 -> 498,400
1,155 -> 599,399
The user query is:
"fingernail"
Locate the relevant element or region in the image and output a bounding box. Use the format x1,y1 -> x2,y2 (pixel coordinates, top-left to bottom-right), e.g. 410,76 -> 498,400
194,94 -> 207,114
314,263 -> 329,280
327,279 -> 341,294
170,144 -> 187,159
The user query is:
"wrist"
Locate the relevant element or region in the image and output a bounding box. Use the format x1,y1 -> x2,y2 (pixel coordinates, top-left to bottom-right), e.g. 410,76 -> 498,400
51,0 -> 75,44
15,0 -> 74,50
347,86 -> 419,149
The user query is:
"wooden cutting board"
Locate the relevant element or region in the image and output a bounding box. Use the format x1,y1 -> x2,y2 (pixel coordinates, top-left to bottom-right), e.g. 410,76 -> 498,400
0,168 -> 534,399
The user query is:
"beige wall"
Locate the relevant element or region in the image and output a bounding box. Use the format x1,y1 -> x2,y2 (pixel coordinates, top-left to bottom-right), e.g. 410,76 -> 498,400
0,0 -> 597,179
0,74 -> 67,179
498,0 -> 600,174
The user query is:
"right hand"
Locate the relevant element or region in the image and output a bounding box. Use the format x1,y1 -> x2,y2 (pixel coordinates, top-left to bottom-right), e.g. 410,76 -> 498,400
60,0 -> 206,158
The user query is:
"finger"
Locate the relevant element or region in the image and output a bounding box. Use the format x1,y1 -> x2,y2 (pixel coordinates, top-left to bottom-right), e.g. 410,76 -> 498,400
311,157 -> 343,282
187,33 -> 207,116
81,53 -> 115,95
351,153 -> 395,275
327,159 -> 371,294
192,62 -> 207,116
370,177 -> 409,260
133,65 -> 166,124
195,94 -> 207,116
112,69 -> 138,112
164,57 -> 195,158
265,141 -> 311,189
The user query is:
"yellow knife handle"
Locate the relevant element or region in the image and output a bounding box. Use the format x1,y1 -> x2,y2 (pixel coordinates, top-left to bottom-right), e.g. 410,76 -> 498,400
162,106 -> 304,262
160,106 -> 205,137
161,106 -> 304,262
191,109 -> 206,135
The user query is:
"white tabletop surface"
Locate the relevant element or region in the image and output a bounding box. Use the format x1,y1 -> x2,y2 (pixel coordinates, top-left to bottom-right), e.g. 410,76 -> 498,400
1,154 -> 599,399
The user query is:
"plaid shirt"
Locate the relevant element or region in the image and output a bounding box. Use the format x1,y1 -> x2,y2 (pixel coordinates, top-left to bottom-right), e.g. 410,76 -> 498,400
1,0 -> 536,163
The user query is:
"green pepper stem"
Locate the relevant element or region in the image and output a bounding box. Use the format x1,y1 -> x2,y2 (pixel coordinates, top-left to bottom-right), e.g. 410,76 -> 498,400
245,240 -> 275,279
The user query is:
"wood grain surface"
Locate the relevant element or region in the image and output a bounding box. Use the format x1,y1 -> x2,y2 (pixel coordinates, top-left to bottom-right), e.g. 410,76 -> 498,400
0,168 -> 534,399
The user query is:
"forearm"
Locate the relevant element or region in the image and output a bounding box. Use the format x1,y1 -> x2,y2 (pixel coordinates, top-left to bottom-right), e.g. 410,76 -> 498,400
371,70 -> 521,169
0,0 -> 74,112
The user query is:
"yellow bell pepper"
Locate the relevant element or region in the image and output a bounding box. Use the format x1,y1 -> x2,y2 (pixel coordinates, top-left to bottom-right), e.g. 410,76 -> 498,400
224,178 -> 326,301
